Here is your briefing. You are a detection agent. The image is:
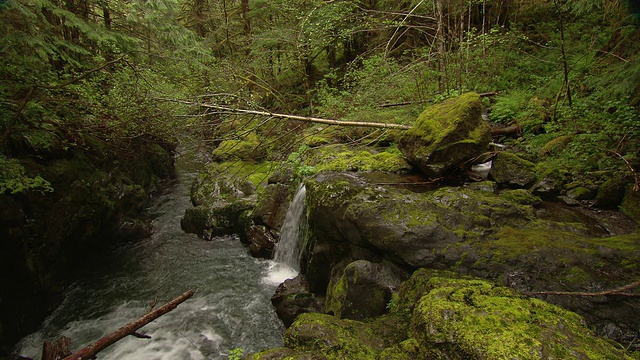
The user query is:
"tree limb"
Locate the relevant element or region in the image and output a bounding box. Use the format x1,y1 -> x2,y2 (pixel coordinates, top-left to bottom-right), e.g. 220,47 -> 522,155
62,289 -> 196,360
158,98 -> 414,130
524,280 -> 640,297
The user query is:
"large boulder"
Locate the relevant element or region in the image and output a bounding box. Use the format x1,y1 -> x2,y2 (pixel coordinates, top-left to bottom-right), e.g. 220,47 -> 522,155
325,260 -> 408,321
182,161 -> 275,239
251,271 -> 636,359
302,171 -> 640,347
398,92 -> 491,178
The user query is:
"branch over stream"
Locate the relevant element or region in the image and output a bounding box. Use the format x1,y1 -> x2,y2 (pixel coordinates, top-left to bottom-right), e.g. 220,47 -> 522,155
158,98 -> 414,130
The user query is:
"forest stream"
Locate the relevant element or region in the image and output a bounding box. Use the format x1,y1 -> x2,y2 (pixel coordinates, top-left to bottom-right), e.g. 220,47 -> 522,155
15,145 -> 289,359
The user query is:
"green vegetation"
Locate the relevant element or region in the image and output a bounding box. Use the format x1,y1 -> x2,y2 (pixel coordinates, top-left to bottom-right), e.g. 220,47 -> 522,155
2,0 -> 640,355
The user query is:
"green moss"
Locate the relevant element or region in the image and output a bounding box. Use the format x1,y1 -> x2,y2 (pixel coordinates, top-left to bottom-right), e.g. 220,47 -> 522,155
620,186 -> 640,222
305,145 -> 412,173
211,132 -> 267,162
284,313 -> 385,359
406,92 -> 483,151
501,189 -> 541,206
409,276 -> 633,359
540,135 -> 572,155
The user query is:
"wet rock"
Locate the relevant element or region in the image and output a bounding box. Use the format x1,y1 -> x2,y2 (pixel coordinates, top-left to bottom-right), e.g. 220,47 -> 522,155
247,225 -> 277,258
489,152 -> 536,188
532,168 -> 567,198
252,183 -> 292,231
302,171 -> 640,348
258,271 -> 636,359
566,186 -> 594,200
272,275 -> 324,327
398,92 -> 491,178
325,260 -> 408,321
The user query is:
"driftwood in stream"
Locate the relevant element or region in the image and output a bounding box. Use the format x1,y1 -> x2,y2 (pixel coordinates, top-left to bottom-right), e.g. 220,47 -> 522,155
51,289 -> 196,360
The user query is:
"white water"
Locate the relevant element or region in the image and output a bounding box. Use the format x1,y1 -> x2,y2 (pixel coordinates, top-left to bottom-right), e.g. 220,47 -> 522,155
261,184 -> 307,286
14,144 -> 285,360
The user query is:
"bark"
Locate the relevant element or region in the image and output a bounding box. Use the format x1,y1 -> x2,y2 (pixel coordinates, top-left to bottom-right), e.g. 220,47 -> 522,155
62,289 -> 196,360
161,99 -> 413,130
491,124 -> 522,137
42,336 -> 72,360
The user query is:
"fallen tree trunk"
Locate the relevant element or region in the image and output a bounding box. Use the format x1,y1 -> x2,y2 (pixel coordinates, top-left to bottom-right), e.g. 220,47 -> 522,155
159,98 -> 414,130
62,289 -> 195,360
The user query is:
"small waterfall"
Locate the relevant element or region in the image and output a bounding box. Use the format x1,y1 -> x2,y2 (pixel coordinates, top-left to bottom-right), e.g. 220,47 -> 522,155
273,184 -> 308,271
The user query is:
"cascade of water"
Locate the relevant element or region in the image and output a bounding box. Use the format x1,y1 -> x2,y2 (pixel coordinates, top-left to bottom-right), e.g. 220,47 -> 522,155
273,184 -> 307,271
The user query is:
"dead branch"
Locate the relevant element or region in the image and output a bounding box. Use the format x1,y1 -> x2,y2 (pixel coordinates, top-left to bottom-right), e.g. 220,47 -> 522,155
158,98 -> 414,130
524,280 -> 640,297
62,289 -> 195,360
479,92 -> 498,97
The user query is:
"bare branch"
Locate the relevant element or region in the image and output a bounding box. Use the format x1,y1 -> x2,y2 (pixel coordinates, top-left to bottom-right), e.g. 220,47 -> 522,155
524,280 -> 640,297
159,98 -> 414,130
63,289 -> 196,360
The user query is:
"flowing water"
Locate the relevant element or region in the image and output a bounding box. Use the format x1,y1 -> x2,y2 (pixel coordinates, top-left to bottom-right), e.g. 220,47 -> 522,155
261,184 -> 307,288
15,144 -> 285,360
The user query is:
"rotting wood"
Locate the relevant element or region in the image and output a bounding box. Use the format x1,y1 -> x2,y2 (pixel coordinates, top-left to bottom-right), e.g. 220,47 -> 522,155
62,289 -> 196,360
158,98 -> 414,130
524,280 -> 640,297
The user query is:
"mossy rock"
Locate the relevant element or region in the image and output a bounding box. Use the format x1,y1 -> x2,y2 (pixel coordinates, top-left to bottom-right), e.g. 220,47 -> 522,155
398,92 -> 491,178
489,152 -> 536,188
540,135 -> 572,155
595,173 -> 629,208
532,166 -> 568,198
620,186 -> 640,222
325,260 -> 408,321
304,145 -> 412,174
211,132 -> 267,162
500,189 -> 541,206
407,274 -> 634,359
283,313 -> 387,359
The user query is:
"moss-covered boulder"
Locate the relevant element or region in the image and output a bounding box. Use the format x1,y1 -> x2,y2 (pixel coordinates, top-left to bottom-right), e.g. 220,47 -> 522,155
620,186 -> 640,222
182,161 -> 276,239
211,132 -> 267,162
304,172 -> 535,293
532,167 -> 568,198
325,260 -> 408,321
253,271 -> 636,359
304,145 -> 412,174
402,271 -> 635,359
489,152 -> 537,188
398,92 -> 491,178
301,171 -> 640,347
595,172 -> 629,208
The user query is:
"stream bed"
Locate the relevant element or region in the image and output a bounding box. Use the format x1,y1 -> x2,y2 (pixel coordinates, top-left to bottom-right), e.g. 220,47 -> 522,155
15,145 -> 287,359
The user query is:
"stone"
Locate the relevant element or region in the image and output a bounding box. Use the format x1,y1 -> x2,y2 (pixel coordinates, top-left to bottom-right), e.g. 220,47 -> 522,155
271,275 -> 325,328
398,92 -> 491,178
489,152 -> 537,188
325,260 -> 408,321
247,225 -> 277,258
532,168 -> 567,198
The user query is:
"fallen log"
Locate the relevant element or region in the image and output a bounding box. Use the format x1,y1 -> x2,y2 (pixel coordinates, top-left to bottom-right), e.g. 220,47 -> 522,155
158,98 -> 414,130
62,289 -> 196,360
